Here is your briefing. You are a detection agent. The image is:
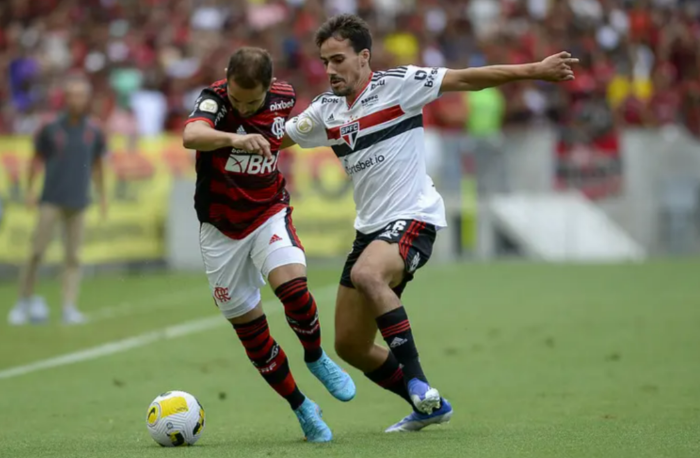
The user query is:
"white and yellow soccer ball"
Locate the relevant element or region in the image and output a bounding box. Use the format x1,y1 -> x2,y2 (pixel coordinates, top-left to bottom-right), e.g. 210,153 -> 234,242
145,390 -> 205,447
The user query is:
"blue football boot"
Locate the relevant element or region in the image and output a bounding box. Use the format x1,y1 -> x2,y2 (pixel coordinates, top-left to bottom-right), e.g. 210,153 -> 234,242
385,398 -> 453,433
407,378 -> 442,414
306,350 -> 356,402
294,398 -> 333,442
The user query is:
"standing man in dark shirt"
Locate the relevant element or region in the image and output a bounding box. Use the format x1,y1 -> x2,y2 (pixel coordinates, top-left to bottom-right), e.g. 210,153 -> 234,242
8,75 -> 107,326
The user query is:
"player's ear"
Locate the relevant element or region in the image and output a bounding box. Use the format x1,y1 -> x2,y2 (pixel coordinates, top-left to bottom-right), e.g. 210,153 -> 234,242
360,49 -> 370,67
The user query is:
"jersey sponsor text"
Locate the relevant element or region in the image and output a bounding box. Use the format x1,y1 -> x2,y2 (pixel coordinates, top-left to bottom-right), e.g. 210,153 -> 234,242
284,66 -> 448,233
186,79 -> 296,239
225,153 -> 279,175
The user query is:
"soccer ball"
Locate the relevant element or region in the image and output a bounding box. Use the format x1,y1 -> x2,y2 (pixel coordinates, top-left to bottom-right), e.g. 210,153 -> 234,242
145,390 -> 205,447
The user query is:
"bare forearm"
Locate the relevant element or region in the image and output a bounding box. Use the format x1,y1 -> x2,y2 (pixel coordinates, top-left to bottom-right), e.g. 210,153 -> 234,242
182,121 -> 273,158
441,52 -> 578,92
182,123 -> 234,151
469,63 -> 538,86
442,64 -> 539,92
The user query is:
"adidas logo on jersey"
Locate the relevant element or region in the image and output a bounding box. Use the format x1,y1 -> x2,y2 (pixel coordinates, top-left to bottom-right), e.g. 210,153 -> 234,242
236,125 -> 246,135
269,234 -> 283,244
269,100 -> 294,111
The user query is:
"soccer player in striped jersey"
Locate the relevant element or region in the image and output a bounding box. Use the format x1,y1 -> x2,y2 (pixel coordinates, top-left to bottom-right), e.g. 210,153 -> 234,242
279,15 -> 577,432
182,47 -> 355,443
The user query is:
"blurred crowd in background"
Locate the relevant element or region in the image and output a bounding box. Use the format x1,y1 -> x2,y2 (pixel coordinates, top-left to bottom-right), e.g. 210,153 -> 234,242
2,0 -> 700,141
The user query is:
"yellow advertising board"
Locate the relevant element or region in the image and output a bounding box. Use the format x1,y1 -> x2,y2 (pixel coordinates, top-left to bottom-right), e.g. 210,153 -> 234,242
0,134 -> 472,266
0,135 -> 188,265
0,136 -> 358,265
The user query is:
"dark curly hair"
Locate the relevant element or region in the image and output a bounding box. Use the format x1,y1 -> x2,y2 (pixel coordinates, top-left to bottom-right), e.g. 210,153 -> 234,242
315,14 -> 372,55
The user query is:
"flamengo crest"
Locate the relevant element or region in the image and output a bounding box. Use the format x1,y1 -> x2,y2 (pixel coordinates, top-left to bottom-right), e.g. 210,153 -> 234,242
271,117 -> 285,140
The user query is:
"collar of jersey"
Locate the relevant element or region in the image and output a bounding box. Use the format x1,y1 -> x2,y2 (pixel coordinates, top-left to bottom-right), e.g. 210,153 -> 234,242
346,72 -> 374,109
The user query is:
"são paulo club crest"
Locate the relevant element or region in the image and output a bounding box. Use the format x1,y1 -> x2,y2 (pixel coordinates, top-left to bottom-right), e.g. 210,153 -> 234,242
340,121 -> 360,149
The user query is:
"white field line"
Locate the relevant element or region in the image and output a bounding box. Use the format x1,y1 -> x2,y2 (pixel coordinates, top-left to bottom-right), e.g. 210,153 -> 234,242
0,285 -> 337,381
87,286 -> 206,322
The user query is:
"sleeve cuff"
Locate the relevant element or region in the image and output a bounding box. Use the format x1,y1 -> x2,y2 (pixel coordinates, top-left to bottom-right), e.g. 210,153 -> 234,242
185,117 -> 215,128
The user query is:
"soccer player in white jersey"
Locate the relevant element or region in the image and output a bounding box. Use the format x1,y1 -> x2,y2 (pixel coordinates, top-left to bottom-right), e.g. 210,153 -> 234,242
278,14 -> 577,432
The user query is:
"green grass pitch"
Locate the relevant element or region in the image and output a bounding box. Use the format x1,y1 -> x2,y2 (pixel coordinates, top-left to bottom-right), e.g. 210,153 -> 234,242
1,260 -> 699,458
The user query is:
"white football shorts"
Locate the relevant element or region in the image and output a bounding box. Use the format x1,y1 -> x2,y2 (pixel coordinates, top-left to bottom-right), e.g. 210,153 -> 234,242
199,208 -> 306,319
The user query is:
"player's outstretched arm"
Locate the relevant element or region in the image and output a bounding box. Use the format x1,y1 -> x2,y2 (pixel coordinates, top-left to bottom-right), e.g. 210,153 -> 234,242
183,121 -> 271,158
440,51 -> 578,92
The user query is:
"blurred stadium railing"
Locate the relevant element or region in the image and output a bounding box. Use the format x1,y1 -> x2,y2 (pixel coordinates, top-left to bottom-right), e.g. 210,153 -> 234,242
428,125 -> 700,262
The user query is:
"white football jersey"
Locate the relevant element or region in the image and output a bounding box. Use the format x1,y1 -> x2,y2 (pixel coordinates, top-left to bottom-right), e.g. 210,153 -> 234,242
285,65 -> 448,234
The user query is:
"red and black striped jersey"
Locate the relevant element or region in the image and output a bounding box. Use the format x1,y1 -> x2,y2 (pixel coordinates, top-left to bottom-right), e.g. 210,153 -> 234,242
185,79 -> 296,239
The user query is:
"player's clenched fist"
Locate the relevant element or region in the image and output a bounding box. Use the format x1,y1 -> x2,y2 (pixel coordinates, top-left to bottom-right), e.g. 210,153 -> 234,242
536,52 -> 579,82
230,133 -> 272,159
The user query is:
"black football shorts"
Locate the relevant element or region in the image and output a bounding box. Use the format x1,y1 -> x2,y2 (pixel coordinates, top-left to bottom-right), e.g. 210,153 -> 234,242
340,219 -> 436,298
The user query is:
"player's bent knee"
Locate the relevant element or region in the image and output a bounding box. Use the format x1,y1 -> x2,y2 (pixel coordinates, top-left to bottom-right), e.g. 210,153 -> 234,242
349,265 -> 384,293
